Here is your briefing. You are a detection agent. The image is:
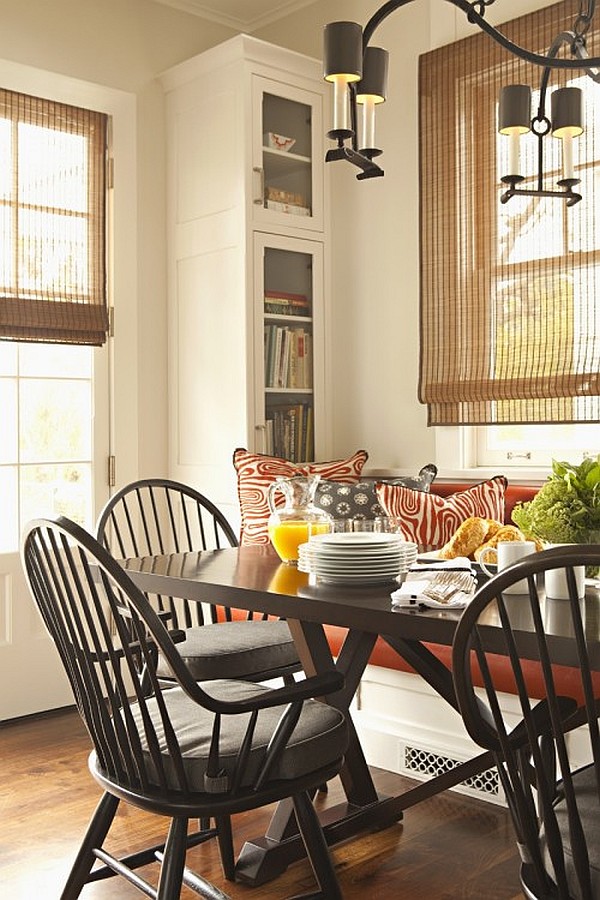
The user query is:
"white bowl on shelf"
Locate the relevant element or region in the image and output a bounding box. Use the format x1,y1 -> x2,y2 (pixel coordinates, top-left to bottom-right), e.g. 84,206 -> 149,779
264,132 -> 296,152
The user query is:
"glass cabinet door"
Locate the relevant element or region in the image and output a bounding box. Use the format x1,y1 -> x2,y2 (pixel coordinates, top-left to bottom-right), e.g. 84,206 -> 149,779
254,234 -> 324,462
252,76 -> 324,232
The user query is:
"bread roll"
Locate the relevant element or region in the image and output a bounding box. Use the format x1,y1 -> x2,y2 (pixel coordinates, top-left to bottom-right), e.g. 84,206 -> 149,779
438,517 -> 488,560
483,519 -> 503,541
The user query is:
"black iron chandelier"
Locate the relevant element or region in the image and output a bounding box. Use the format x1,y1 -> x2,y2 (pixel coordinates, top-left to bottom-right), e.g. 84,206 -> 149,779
323,0 -> 600,203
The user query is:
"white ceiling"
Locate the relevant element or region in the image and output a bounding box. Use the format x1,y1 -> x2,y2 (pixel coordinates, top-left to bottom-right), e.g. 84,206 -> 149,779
149,0 -> 319,32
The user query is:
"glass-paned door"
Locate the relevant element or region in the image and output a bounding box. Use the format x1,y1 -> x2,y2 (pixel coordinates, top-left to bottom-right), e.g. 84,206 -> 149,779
254,232 -> 325,462
252,76 -> 324,232
0,340 -> 109,720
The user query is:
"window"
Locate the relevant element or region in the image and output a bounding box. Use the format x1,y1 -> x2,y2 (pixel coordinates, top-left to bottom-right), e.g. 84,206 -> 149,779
0,89 -> 108,345
0,340 -> 94,552
0,90 -> 109,549
419,0 -> 600,453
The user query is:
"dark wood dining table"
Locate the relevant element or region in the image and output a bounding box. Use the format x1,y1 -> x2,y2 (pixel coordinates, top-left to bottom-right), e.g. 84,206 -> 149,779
123,545 -> 600,886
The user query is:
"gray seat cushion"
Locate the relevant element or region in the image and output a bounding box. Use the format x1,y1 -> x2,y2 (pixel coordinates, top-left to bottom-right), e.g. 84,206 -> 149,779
156,619 -> 299,680
542,764 -> 600,899
130,679 -> 348,792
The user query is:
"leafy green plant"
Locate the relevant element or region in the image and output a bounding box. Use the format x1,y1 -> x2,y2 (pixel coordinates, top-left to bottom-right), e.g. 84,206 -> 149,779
512,456 -> 600,545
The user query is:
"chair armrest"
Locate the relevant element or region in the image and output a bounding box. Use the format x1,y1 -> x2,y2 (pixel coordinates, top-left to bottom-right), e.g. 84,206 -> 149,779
196,670 -> 345,715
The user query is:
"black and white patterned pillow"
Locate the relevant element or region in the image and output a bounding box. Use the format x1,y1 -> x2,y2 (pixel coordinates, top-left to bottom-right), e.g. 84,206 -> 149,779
315,465 -> 437,521
385,463 -> 437,492
315,481 -> 383,520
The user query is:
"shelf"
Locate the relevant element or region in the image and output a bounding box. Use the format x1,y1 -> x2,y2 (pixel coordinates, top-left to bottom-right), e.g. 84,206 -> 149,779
263,148 -> 311,179
263,146 -> 311,164
264,313 -> 312,323
266,387 -> 313,395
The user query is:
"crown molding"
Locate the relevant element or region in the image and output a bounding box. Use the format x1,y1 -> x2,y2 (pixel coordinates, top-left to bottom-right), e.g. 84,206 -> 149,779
150,0 -> 319,32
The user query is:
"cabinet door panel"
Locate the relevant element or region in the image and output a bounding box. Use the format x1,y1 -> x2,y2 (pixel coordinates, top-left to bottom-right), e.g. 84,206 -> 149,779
252,76 -> 324,232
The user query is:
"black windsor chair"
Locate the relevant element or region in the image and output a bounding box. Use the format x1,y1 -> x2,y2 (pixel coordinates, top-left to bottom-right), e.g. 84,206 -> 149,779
96,478 -> 301,684
452,544 -> 600,900
21,516 -> 348,900
97,478 -> 305,873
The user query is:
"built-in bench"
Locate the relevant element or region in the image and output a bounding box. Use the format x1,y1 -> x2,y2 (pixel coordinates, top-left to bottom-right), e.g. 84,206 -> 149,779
320,480 -> 564,800
323,481 -> 541,678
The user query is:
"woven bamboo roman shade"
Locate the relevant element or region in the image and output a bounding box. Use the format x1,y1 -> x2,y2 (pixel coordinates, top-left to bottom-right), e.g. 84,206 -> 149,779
419,1 -> 600,425
0,90 -> 108,346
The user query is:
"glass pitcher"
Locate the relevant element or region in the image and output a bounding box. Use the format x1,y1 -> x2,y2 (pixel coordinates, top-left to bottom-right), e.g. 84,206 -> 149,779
267,475 -> 332,564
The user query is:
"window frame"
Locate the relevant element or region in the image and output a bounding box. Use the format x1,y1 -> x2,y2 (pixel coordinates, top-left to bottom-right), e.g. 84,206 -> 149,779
0,88 -> 109,345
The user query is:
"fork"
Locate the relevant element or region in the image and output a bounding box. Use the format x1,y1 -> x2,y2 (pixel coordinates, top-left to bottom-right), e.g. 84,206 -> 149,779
422,571 -> 475,604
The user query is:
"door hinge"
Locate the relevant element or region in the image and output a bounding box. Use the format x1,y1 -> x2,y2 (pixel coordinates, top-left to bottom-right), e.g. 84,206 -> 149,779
108,306 -> 115,338
108,455 -> 116,487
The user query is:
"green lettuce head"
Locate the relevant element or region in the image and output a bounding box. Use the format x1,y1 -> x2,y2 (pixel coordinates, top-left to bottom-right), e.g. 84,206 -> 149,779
511,456 -> 600,545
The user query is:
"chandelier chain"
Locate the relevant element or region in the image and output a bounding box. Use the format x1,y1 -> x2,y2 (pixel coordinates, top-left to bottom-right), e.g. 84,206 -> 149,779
575,1 -> 595,37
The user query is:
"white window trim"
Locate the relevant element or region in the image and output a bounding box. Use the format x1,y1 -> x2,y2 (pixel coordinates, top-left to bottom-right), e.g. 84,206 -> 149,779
434,426 -> 550,483
0,57 -> 139,493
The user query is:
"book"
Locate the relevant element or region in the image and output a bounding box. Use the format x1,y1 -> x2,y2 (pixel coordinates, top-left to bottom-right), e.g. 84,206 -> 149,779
264,291 -> 310,318
280,328 -> 291,388
266,401 -> 314,462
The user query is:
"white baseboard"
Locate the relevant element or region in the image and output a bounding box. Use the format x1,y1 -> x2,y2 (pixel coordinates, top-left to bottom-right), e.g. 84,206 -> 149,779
353,665 -> 592,807
352,664 -> 507,805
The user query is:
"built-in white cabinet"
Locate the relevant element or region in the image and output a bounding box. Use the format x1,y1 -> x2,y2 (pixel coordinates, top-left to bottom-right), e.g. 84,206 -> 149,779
161,35 -> 329,519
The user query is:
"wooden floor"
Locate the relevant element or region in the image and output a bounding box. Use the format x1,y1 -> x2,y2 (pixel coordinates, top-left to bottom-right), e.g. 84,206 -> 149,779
1,708 -> 523,900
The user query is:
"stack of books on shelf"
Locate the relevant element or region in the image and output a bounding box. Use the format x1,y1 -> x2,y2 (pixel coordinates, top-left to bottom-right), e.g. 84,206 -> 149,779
265,403 -> 313,463
264,323 -> 312,390
264,291 -> 310,317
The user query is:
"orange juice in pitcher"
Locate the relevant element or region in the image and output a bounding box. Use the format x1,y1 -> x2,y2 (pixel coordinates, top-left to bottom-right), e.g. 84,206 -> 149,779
267,475 -> 332,564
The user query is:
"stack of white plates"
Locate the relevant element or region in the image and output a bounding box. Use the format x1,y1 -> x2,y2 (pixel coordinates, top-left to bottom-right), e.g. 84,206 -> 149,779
297,532 -> 418,584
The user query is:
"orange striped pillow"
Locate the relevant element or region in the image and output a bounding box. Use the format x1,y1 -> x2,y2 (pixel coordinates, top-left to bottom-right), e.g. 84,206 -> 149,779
233,448 -> 368,545
376,476 -> 507,549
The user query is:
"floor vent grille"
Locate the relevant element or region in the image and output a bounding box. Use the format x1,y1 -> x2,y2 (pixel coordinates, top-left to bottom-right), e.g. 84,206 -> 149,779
403,744 -> 503,803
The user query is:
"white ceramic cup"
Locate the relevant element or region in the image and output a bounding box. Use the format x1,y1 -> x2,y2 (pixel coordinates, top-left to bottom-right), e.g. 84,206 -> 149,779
544,553 -> 586,600
479,540 -> 537,593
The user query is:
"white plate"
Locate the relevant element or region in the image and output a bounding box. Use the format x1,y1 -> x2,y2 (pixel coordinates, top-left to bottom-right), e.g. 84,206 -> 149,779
299,547 -> 416,561
298,555 -> 417,573
299,562 -> 408,575
299,541 -> 417,558
310,533 -> 410,548
307,571 -> 402,584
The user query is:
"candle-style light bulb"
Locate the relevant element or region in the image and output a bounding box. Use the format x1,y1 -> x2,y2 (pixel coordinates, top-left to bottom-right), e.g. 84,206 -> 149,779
552,87 -> 583,184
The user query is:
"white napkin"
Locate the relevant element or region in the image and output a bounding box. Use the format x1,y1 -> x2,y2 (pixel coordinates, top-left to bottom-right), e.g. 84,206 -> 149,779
391,557 -> 477,609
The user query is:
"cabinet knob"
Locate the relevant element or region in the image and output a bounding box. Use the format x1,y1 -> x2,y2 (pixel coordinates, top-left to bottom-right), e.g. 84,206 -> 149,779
252,167 -> 264,206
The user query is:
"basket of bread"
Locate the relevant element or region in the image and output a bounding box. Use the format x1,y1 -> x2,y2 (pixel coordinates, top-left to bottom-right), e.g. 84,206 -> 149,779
436,517 -> 543,563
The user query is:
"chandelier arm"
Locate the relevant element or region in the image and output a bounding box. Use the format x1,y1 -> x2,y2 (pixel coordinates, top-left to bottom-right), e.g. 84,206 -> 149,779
573,40 -> 600,83
363,0 -> 415,47
537,32 -> 578,117
362,0 -> 600,70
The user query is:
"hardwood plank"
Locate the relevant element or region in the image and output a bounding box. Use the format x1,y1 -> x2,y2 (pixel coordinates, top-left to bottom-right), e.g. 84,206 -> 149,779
0,709 -> 522,899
